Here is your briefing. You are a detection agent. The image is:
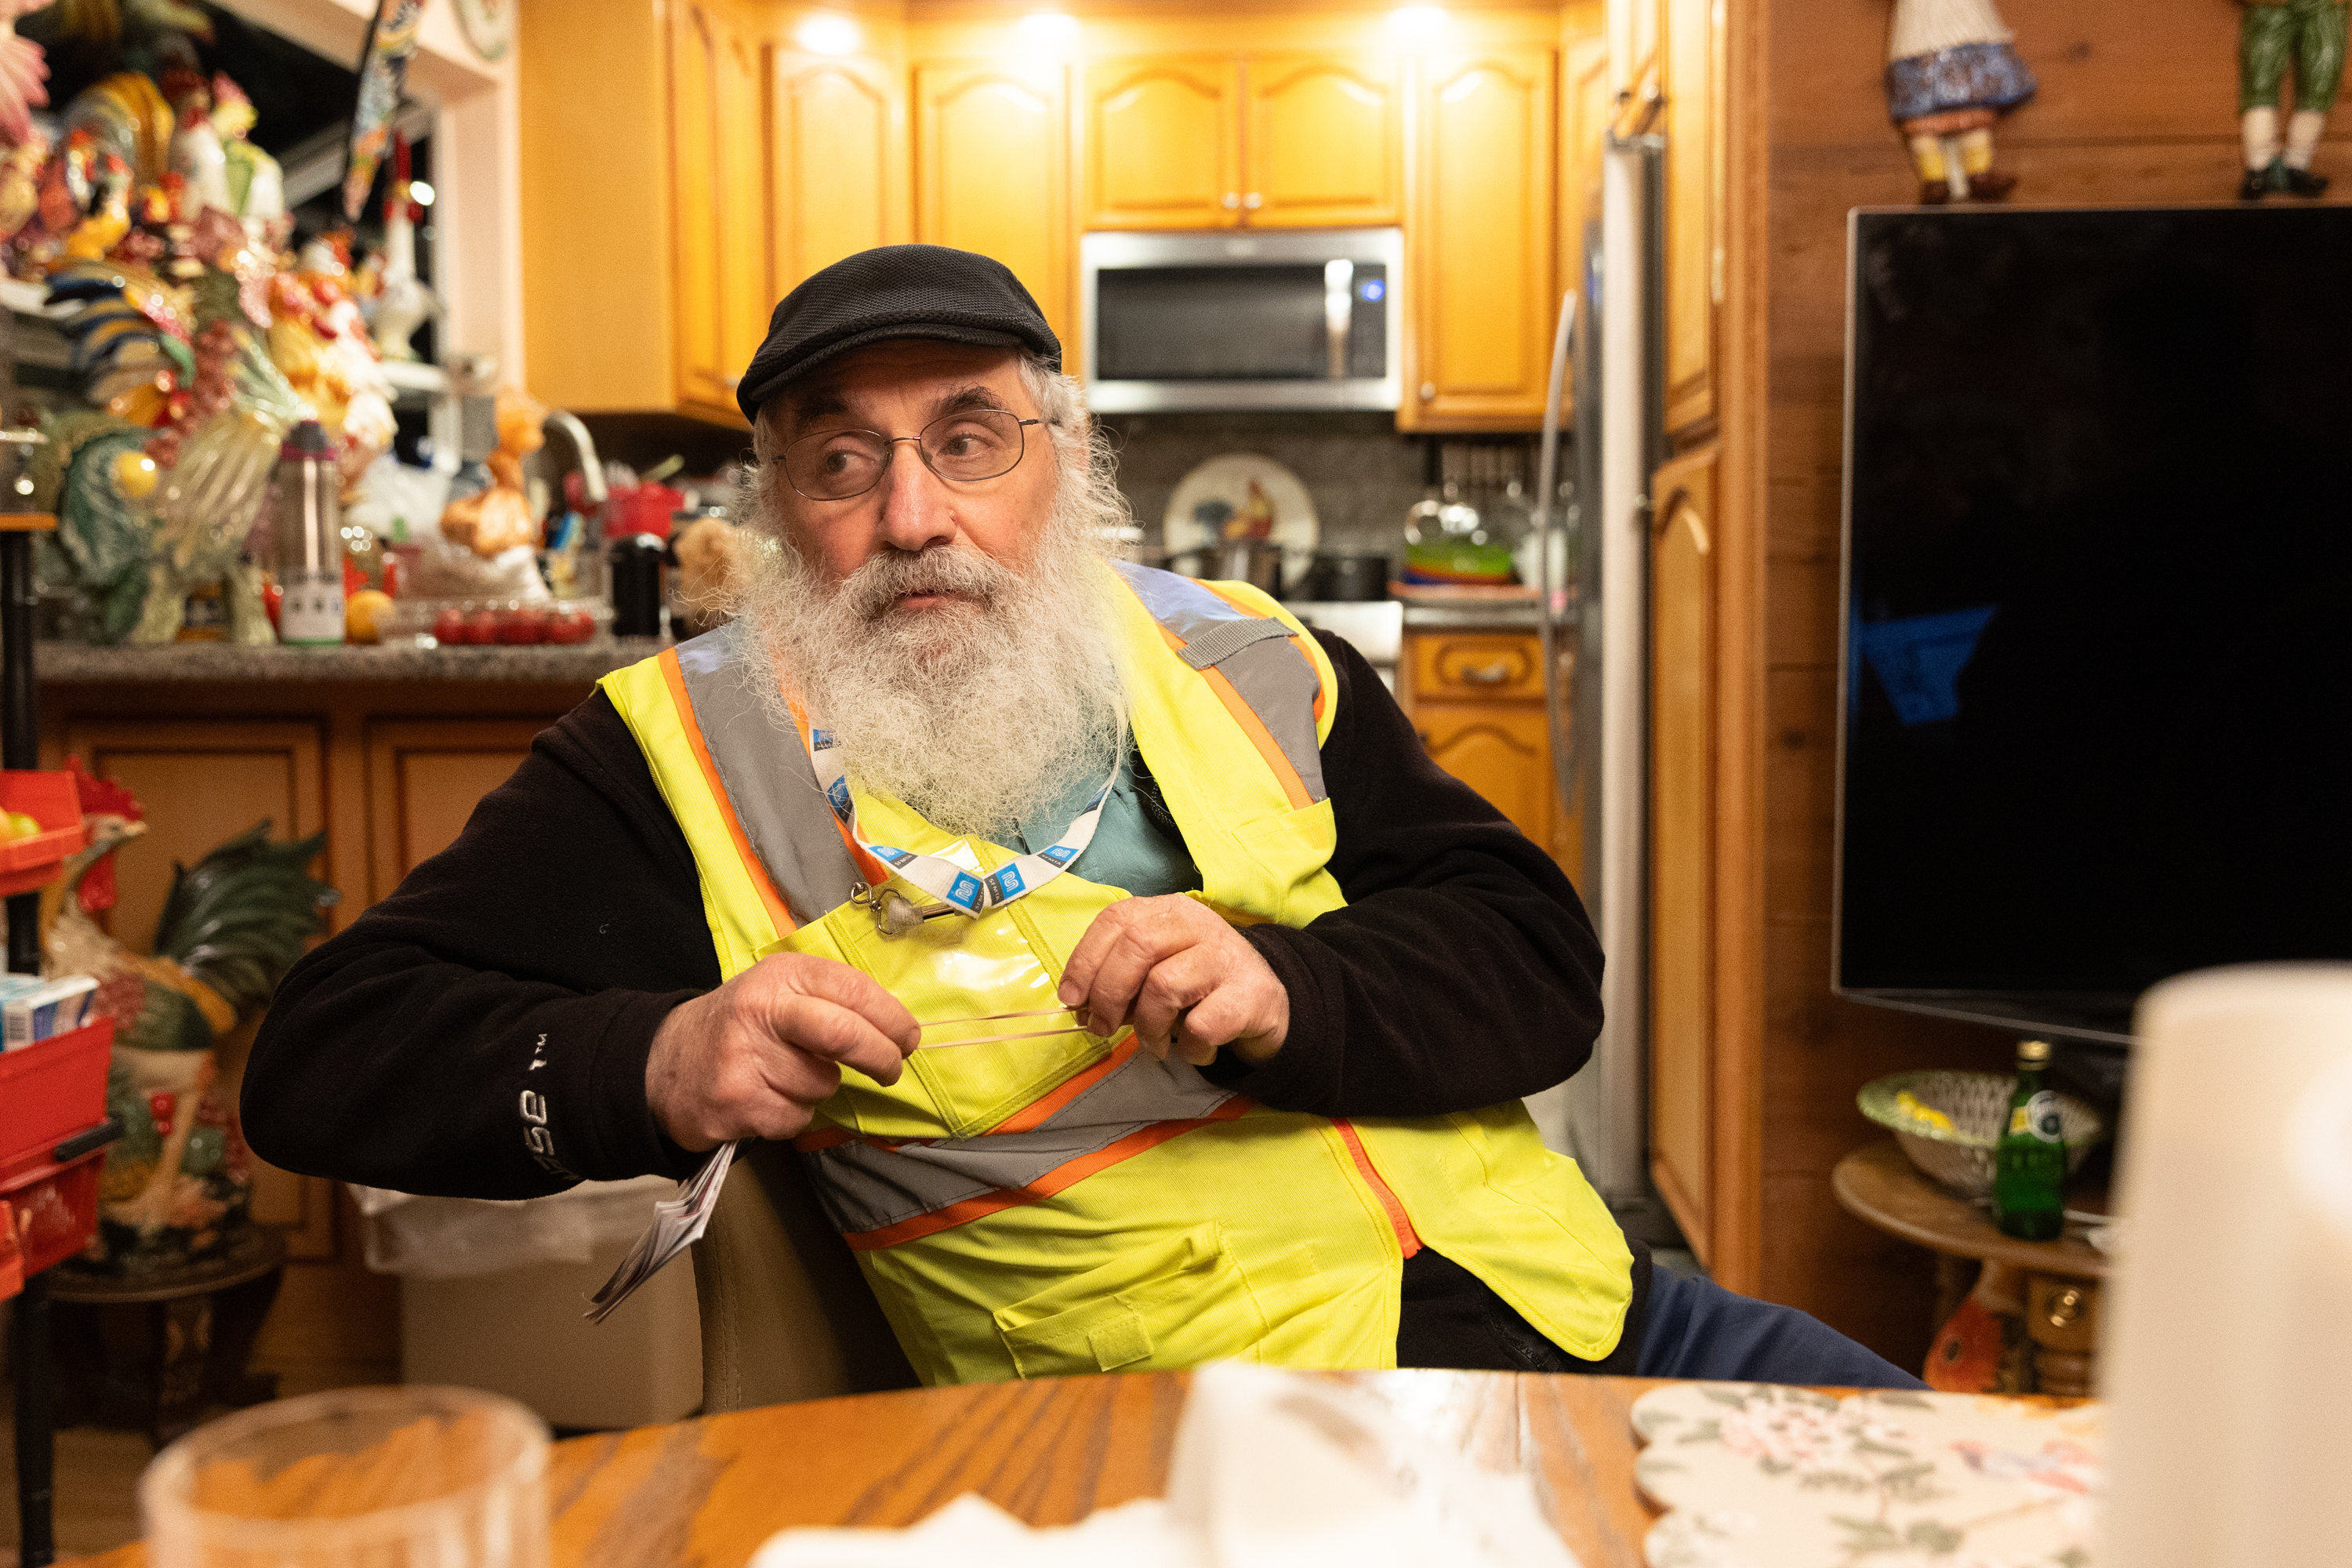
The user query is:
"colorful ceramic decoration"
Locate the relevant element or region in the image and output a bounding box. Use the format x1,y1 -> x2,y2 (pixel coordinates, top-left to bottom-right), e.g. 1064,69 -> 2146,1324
2238,0 -> 2344,199
1884,0 -> 2035,205
1632,1382 -> 2100,1568
455,0 -> 511,63
342,0 -> 428,224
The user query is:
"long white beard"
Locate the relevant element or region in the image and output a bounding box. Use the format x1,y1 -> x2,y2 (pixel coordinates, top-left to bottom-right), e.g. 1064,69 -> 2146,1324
734,503 -> 1128,844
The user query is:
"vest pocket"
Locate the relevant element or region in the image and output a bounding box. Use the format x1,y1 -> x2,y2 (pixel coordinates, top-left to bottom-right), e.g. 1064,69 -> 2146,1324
993,1222 -> 1266,1377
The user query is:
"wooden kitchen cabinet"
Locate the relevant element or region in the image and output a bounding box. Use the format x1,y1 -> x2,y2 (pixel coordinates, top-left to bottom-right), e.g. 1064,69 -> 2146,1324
1080,52 -> 1400,231
1401,47 -> 1557,431
1081,58 -> 1243,230
1658,0 -> 1724,440
1648,442 -> 1721,1263
1400,630 -> 1581,885
521,0 -> 909,424
914,63 -> 1076,355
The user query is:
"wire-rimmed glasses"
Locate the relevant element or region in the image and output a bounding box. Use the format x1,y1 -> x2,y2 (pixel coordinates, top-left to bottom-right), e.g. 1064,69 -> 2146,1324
779,408 -> 1044,500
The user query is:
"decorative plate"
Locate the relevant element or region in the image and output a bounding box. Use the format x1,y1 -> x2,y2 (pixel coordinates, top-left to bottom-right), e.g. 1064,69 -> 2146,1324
1161,453 -> 1319,572
1632,1383 -> 2100,1568
454,0 -> 512,62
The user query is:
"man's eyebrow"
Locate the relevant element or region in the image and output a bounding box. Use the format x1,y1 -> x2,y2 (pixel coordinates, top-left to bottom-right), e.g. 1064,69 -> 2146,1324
787,387 -> 851,429
931,383 -> 1013,417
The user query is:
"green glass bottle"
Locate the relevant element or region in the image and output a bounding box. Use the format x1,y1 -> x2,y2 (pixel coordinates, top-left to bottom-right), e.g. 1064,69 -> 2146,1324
1993,1039 -> 2066,1240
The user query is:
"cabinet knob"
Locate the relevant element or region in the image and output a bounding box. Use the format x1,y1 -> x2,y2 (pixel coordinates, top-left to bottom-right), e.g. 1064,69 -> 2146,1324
1419,381 -> 1436,401
1459,662 -> 1514,686
1243,191 -> 1263,209
1222,192 -> 1240,209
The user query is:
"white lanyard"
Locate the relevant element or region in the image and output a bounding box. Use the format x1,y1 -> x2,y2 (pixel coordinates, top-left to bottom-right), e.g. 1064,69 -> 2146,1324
806,722 -> 1123,916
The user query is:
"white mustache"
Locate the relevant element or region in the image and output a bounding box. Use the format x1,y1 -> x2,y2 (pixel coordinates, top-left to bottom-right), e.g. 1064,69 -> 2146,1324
844,547 -> 1014,620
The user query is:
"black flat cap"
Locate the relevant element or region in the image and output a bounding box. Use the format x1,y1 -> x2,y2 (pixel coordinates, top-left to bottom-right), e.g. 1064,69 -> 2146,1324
735,245 -> 1062,422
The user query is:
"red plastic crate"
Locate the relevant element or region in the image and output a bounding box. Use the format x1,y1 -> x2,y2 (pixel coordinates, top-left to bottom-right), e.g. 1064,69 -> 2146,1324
0,1015 -> 114,1184
2,1152 -> 101,1277
0,769 -> 90,896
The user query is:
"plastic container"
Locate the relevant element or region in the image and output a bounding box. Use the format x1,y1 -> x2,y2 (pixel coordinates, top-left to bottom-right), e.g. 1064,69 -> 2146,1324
0,768 -> 91,896
140,1385 -> 550,1568
0,1017 -> 115,1276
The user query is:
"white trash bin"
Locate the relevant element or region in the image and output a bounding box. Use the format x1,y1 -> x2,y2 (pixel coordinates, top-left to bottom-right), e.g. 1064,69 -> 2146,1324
354,1177 -> 702,1430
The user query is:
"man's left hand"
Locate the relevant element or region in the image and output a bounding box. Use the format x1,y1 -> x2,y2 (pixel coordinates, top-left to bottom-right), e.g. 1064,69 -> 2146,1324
1058,895 -> 1288,1068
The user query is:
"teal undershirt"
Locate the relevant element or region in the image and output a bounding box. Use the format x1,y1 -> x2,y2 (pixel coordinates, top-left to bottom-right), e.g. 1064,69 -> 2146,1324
1006,742 -> 1200,900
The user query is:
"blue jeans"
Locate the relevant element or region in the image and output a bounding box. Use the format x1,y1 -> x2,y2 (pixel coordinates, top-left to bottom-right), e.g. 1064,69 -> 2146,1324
1634,1266 -> 1927,1388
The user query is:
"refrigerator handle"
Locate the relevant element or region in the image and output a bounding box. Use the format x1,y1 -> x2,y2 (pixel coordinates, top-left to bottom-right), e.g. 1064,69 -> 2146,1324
1534,288 -> 1577,812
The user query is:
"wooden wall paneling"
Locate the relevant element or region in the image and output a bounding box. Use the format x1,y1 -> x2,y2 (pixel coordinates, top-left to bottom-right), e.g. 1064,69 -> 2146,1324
1081,57 -> 1243,230
1244,53 -> 1403,227
364,720 -> 553,901
914,63 -> 1076,357
1401,45 -> 1557,430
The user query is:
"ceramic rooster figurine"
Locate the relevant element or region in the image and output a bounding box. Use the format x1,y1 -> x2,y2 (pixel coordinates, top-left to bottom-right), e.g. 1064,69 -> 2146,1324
43,759 -> 339,1274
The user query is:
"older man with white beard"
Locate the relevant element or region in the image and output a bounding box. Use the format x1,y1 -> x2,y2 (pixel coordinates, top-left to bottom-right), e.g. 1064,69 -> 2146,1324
245,246 -> 1919,1389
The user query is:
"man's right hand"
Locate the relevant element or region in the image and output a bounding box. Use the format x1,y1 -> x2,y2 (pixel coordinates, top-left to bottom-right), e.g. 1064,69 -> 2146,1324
645,953 -> 920,1152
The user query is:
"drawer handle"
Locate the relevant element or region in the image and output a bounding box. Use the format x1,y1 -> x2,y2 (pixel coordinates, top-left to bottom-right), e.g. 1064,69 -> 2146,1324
1457,661 -> 1515,685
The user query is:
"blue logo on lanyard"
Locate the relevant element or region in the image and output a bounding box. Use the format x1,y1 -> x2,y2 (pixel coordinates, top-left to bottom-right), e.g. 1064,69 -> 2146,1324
945,872 -> 985,911
986,865 -> 1025,903
826,776 -> 853,822
811,728 -> 835,750
870,845 -> 914,867
1039,844 -> 1076,867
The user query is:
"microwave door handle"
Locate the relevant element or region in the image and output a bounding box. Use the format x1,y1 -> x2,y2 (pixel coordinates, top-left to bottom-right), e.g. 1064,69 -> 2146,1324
1323,260 -> 1355,379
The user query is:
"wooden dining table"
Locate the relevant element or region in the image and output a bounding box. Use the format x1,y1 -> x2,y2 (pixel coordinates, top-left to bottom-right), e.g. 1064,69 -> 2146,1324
76,1370 -> 1675,1568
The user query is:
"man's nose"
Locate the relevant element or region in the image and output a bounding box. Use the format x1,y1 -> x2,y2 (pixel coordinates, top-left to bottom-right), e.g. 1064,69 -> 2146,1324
874,440 -> 956,554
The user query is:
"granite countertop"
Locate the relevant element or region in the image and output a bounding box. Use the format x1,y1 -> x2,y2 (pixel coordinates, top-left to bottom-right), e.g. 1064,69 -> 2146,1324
33,638 -> 664,684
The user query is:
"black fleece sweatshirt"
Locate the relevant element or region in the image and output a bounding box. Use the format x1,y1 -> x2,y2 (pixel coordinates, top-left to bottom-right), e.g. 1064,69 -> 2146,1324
241,631 -> 1631,1365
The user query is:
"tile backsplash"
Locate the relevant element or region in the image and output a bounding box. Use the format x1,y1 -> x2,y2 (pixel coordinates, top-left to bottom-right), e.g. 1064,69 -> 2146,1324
1103,411 -> 1527,557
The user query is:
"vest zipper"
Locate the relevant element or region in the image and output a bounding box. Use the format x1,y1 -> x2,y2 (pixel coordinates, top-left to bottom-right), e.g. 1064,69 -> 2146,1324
1332,1119 -> 1421,1259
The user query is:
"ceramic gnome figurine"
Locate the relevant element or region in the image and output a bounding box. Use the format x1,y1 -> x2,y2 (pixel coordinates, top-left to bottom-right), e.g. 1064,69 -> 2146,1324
2238,0 -> 2347,199
1886,0 -> 2038,203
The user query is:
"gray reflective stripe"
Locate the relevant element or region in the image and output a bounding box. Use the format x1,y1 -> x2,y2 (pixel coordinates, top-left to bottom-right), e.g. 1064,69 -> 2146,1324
1178,615 -> 1293,671
671,621 -> 861,926
1109,561 -> 1328,805
804,1049 -> 1236,1236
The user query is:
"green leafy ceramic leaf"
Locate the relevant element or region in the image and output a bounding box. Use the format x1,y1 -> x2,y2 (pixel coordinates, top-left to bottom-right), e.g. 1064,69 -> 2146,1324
1905,1519 -> 1965,1553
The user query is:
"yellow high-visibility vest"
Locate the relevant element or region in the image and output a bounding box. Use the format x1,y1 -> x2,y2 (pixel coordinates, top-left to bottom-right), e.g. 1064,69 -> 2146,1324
601,558 -> 1632,1385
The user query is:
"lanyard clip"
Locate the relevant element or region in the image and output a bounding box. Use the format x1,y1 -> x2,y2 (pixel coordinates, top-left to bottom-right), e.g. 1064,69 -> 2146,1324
849,881 -> 962,938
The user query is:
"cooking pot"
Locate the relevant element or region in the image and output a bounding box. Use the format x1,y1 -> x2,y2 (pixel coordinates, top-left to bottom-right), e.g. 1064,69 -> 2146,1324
1167,538 -> 1287,596
1294,553 -> 1391,602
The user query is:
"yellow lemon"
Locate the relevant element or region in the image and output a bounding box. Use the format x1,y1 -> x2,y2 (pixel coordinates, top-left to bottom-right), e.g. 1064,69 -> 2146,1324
111,446 -> 161,500
345,589 -> 394,644
4,810 -> 42,840
1895,1090 -> 1955,1133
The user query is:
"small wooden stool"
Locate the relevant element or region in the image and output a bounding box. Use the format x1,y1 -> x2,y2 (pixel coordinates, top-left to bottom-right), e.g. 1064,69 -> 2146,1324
1832,1140 -> 2110,1396
47,1228 -> 287,1446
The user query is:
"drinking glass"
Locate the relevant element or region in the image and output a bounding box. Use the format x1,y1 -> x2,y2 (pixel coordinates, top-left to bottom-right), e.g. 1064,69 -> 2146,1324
140,1385 -> 550,1568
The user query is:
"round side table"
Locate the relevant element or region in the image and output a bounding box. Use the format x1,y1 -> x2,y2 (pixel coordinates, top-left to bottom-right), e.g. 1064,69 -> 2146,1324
46,1228 -> 288,1446
1832,1140 -> 2109,1396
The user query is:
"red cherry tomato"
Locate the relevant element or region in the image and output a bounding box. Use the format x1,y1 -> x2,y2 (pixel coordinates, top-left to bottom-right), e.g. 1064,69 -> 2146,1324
431,608 -> 466,645
463,611 -> 500,645
500,608 -> 548,644
546,608 -> 595,644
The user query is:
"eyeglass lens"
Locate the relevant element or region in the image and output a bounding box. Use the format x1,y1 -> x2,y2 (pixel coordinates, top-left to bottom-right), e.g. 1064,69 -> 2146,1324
786,408 -> 1028,499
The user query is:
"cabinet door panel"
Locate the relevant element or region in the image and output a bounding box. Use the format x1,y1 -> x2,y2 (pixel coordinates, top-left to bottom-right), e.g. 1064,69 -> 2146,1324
671,0 -> 769,419
1405,49 -> 1555,430
1083,58 -> 1242,230
775,54 -> 902,292
1661,0 -> 1722,437
670,2 -> 726,410
1246,54 -> 1400,227
1414,701 -> 1552,849
916,65 -> 1074,354
1650,445 -> 1718,1260
364,720 -> 551,899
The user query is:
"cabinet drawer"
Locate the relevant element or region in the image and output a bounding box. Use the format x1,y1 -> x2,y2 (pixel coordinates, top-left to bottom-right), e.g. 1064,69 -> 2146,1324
1409,634 -> 1544,701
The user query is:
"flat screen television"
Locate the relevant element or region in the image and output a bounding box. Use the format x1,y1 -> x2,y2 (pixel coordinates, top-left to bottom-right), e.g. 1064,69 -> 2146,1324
1838,206 -> 2352,1046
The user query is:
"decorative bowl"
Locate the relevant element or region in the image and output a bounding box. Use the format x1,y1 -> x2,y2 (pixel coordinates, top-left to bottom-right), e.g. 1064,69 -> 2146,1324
1857,1069 -> 2107,1198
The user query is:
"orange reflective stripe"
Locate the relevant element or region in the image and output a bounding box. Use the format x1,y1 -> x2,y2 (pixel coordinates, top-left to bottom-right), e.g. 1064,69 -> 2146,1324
1333,1119 -> 1421,1259
782,691 -> 895,891
1291,635 -> 1327,727
791,1125 -> 858,1152
989,1037 -> 1140,1134
840,1098 -> 1253,1251
659,647 -> 794,936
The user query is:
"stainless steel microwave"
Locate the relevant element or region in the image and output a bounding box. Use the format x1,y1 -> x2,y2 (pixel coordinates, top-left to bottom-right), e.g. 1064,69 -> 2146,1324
1079,228 -> 1403,412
